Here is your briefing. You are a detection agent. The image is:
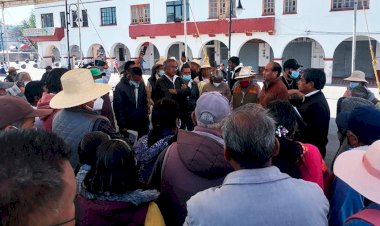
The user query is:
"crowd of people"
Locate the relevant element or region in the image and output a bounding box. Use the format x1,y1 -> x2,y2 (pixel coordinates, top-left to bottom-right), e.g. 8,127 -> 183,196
0,55 -> 380,226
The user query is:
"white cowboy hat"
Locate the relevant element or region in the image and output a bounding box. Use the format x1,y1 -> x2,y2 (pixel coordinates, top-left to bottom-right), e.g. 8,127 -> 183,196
190,59 -> 201,67
235,66 -> 256,79
334,140 -> 380,204
50,69 -> 112,109
155,56 -> 167,66
344,70 -> 368,83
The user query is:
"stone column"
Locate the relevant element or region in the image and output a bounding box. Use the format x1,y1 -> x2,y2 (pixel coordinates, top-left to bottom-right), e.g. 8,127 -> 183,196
324,58 -> 334,85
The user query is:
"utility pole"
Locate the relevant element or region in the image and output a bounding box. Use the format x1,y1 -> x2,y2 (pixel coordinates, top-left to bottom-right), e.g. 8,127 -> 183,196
351,0 -> 358,72
65,0 -> 71,69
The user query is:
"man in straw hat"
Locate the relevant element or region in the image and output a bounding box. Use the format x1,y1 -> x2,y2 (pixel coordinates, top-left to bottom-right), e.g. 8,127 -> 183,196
333,139 -> 380,225
190,59 -> 201,80
231,66 -> 261,110
50,68 -> 120,169
196,59 -> 213,94
259,62 -> 288,107
343,70 -> 380,105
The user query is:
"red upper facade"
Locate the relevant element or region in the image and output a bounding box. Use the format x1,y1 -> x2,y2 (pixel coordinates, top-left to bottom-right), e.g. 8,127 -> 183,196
24,27 -> 65,42
129,17 -> 275,39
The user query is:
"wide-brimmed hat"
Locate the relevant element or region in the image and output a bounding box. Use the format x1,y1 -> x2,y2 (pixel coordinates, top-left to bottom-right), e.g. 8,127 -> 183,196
155,56 -> 167,66
334,140 -> 380,204
0,96 -> 53,128
235,66 -> 256,79
50,69 -> 111,109
191,59 -> 201,67
344,70 -> 368,83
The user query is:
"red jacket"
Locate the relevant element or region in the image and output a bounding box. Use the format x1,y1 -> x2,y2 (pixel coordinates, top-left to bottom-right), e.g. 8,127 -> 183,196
259,77 -> 288,107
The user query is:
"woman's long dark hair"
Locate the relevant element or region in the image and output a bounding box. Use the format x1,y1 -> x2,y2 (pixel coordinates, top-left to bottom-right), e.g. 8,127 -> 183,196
267,100 -> 303,178
148,98 -> 178,147
84,139 -> 140,194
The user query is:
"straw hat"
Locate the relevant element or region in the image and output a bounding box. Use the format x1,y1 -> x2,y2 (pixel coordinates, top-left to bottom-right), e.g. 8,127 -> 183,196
191,59 -> 201,67
344,70 -> 368,83
334,140 -> 380,204
201,57 -> 211,69
235,66 -> 256,79
50,69 -> 112,109
155,56 -> 167,66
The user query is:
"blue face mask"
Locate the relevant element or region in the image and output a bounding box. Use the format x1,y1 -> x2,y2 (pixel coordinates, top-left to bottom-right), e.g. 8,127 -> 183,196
158,70 -> 165,76
290,71 -> 300,79
349,82 -> 360,89
182,75 -> 191,82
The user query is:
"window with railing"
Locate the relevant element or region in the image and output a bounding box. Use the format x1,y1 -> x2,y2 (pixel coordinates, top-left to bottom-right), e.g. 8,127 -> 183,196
284,0 -> 297,14
166,0 -> 189,22
263,0 -> 275,15
41,13 -> 54,28
331,0 -> 369,10
101,7 -> 117,26
209,0 -> 235,19
131,4 -> 150,24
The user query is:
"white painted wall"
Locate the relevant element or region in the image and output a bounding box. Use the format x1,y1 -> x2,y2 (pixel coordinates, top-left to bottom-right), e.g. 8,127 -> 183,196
33,0 -> 380,82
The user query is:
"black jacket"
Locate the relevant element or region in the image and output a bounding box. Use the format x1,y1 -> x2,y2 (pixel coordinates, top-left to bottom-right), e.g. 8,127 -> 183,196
113,77 -> 149,135
295,91 -> 330,158
154,75 -> 191,113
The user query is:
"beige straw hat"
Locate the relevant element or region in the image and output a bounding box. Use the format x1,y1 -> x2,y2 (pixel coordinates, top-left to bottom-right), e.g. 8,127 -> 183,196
235,66 -> 257,79
50,69 -> 112,109
344,70 -> 369,83
155,56 -> 167,66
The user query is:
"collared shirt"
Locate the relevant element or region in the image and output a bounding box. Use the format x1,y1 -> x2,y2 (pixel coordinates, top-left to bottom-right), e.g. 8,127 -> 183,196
305,90 -> 320,97
165,74 -> 179,87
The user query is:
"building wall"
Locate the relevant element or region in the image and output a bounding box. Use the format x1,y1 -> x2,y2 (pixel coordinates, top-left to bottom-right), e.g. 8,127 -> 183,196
33,0 -> 380,81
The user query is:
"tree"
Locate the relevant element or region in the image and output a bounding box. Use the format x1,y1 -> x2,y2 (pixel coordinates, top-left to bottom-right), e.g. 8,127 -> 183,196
21,10 -> 36,29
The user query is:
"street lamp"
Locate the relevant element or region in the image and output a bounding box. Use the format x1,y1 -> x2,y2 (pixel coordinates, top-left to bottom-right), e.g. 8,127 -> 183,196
228,0 -> 244,59
65,0 -> 83,69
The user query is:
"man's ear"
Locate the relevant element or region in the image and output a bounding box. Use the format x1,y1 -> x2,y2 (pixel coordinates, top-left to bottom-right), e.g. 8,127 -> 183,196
191,111 -> 197,126
347,130 -> 359,147
273,138 -> 280,157
224,145 -> 231,161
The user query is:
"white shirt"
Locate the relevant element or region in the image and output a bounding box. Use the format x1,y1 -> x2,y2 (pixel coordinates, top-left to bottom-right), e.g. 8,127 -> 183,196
304,90 -> 320,97
165,74 -> 179,87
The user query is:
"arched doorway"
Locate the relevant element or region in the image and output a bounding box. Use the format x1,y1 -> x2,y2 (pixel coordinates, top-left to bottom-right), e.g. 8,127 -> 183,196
136,42 -> 159,71
282,37 -> 325,69
70,45 -> 82,66
87,43 -> 106,63
45,45 -> 61,66
111,43 -> 131,63
238,39 -> 274,73
200,40 -> 228,67
333,36 -> 379,78
167,42 -> 193,60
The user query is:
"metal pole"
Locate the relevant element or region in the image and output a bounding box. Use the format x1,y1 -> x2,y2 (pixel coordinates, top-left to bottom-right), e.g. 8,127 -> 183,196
2,5 -> 9,67
228,0 -> 233,59
0,32 -> 4,62
77,0 -> 83,67
183,0 -> 188,60
351,0 -> 358,72
65,0 -> 71,69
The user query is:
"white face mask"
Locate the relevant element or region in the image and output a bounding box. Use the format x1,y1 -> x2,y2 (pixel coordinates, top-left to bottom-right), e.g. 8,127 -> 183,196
92,97 -> 104,111
213,82 -> 221,87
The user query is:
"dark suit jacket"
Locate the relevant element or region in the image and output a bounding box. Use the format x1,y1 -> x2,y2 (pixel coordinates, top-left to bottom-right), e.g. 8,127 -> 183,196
154,75 -> 191,113
296,91 -> 330,158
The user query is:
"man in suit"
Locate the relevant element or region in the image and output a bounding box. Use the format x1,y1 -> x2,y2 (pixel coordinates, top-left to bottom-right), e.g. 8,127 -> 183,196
155,58 -> 191,127
296,68 -> 330,158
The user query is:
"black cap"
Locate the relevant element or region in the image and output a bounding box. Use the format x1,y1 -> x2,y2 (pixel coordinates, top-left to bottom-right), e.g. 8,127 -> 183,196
283,59 -> 302,70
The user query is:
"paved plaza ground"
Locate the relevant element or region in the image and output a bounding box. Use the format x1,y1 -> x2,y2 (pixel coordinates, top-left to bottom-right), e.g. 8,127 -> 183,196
4,63 -> 379,170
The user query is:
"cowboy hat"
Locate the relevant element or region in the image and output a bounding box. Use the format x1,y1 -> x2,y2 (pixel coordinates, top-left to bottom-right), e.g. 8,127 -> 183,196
155,56 -> 167,66
344,70 -> 368,83
334,140 -> 380,204
191,59 -> 201,67
235,66 -> 256,79
50,69 -> 111,109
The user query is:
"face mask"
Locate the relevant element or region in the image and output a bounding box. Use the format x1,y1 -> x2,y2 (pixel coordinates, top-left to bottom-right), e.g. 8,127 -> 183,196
95,78 -> 104,84
183,75 -> 191,82
213,82 -> 221,87
240,80 -> 250,88
290,71 -> 300,79
92,97 -> 104,111
130,80 -> 140,88
349,82 -> 360,89
158,70 -> 165,76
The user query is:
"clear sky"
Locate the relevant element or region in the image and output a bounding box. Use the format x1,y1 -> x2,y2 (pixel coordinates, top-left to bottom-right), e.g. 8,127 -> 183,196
2,5 -> 34,25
